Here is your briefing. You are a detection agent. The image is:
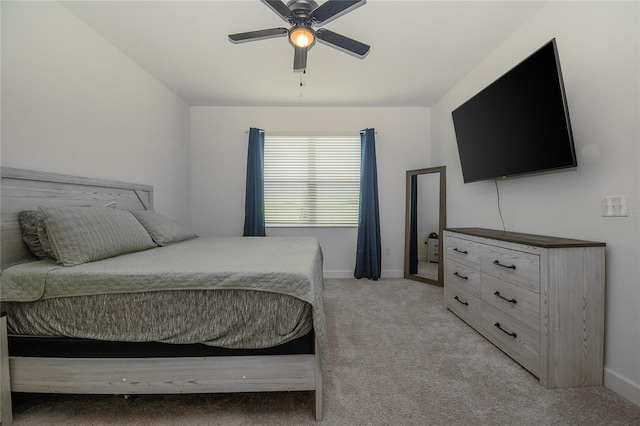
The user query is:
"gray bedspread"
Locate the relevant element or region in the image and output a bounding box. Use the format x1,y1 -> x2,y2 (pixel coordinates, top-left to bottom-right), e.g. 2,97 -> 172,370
1,236 -> 327,365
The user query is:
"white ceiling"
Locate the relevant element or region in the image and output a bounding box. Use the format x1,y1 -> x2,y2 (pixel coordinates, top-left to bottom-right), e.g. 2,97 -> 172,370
61,0 -> 546,107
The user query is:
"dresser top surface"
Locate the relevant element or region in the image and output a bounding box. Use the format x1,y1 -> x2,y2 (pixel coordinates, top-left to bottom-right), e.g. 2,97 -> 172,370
445,228 -> 605,248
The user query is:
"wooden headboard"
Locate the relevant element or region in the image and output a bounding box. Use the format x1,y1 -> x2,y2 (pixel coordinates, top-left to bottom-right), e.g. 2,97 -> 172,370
1,167 -> 153,269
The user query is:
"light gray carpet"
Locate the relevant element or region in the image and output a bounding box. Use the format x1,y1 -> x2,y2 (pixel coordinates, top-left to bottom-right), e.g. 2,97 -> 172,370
10,278 -> 640,425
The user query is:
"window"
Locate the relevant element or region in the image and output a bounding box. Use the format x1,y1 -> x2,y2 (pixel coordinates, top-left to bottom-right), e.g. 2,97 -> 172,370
264,133 -> 361,227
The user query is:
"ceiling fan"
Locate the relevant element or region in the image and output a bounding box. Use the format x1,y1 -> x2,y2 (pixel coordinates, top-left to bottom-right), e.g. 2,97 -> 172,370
228,0 -> 370,72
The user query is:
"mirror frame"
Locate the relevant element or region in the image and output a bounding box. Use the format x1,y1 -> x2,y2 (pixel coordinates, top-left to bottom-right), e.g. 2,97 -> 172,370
404,166 -> 446,286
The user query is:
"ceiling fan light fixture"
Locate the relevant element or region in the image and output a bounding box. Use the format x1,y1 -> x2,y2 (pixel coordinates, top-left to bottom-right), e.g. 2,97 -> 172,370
289,26 -> 315,48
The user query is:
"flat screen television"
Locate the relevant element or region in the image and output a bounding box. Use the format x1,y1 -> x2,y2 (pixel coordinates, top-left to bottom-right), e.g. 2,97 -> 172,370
451,39 -> 577,183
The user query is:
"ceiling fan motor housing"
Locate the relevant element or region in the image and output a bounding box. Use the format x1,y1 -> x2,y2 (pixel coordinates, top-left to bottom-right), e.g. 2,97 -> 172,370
287,0 -> 318,22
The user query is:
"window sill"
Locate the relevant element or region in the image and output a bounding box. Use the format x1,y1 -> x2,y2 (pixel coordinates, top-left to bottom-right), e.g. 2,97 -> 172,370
266,224 -> 358,229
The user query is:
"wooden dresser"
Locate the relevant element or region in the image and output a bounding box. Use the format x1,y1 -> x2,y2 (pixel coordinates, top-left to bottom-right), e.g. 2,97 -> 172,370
443,228 -> 605,388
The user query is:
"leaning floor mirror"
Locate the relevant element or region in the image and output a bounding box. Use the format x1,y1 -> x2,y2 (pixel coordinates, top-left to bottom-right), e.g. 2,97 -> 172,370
404,166 -> 446,286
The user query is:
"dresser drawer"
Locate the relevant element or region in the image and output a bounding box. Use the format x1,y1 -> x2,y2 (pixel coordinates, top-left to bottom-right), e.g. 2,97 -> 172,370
480,245 -> 540,293
445,259 -> 481,298
482,274 -> 540,331
482,304 -> 539,376
445,282 -> 481,330
445,236 -> 481,268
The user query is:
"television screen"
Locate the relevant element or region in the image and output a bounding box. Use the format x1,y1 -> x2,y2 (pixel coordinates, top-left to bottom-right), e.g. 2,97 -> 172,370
452,39 -> 577,183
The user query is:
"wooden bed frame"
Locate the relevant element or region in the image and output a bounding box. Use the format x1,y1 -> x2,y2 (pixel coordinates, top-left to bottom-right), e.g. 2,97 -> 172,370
0,167 -> 323,422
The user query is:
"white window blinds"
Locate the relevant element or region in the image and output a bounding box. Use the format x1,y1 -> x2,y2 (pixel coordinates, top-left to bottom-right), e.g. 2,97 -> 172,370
264,134 -> 361,227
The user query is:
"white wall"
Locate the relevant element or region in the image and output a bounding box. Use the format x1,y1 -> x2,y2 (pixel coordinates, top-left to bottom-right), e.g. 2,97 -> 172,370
432,1 -> 639,405
190,107 -> 431,277
0,1 -> 192,225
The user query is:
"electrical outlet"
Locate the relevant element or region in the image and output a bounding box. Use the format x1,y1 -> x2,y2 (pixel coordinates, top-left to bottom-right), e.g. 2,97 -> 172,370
384,247 -> 391,255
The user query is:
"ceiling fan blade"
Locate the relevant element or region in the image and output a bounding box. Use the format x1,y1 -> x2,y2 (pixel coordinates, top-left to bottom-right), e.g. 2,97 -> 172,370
261,0 -> 293,23
311,0 -> 366,26
316,28 -> 370,58
228,28 -> 288,43
293,46 -> 308,72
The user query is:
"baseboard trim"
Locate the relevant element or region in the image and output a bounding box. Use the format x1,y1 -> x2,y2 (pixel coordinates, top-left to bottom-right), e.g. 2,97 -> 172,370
381,270 -> 404,278
323,271 -> 353,279
323,270 -> 404,279
604,367 -> 640,407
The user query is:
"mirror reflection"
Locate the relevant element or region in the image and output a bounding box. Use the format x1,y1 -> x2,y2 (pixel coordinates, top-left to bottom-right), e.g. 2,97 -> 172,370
404,166 -> 446,286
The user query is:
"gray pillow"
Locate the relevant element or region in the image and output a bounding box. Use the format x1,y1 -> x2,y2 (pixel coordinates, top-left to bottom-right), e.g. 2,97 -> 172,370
39,206 -> 157,266
129,210 -> 197,246
19,210 -> 51,259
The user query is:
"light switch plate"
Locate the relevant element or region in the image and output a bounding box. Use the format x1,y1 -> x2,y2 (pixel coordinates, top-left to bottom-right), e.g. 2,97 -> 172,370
602,195 -> 628,217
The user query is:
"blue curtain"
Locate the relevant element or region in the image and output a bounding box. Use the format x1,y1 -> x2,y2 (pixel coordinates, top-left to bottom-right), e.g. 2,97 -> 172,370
409,175 -> 418,274
243,128 -> 265,237
354,128 -> 381,280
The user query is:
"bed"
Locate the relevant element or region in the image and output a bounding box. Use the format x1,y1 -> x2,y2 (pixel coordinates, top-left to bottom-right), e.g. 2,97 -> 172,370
0,167 -> 326,421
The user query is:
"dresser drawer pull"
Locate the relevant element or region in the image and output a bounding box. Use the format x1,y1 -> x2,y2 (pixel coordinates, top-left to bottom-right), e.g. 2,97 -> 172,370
493,291 -> 517,304
494,322 -> 517,338
454,296 -> 469,306
493,260 -> 516,270
453,248 -> 468,254
453,272 -> 468,280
